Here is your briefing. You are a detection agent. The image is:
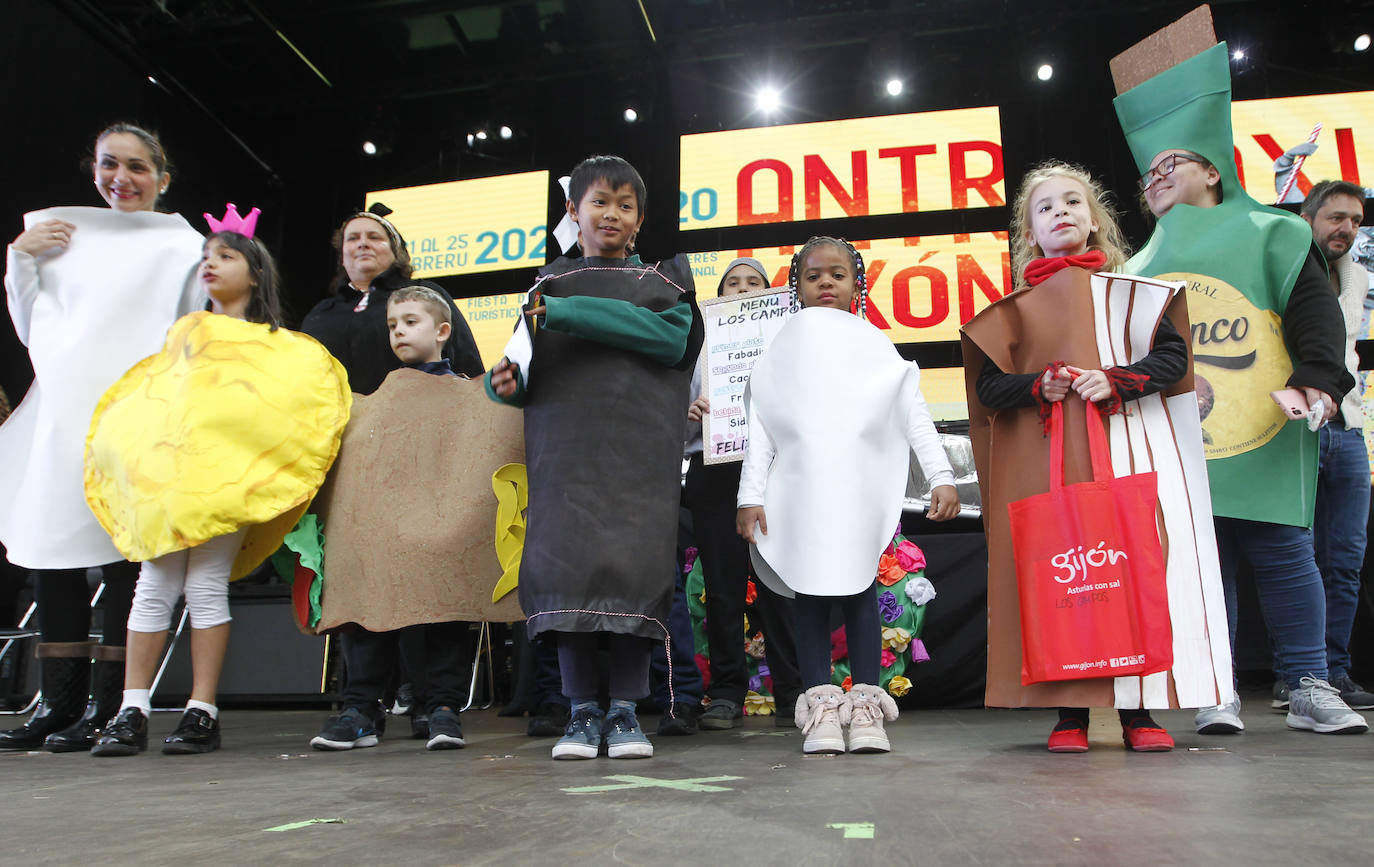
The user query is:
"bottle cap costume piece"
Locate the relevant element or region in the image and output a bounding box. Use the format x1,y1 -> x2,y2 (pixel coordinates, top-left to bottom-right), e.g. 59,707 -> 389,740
1115,39 -> 1316,526
84,311 -> 352,579
0,207 -> 204,569
745,307 -> 921,600
308,368 -> 525,633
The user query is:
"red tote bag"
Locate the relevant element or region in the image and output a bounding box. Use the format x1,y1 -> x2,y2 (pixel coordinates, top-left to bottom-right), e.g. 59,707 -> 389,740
1008,401 -> 1173,685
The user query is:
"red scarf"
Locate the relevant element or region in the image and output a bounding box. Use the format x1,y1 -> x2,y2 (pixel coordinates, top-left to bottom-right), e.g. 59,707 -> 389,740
1024,250 -> 1107,286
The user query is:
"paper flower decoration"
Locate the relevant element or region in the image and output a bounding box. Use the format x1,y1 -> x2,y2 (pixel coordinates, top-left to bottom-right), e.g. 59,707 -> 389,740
744,578 -> 758,606
880,648 -> 897,668
683,546 -> 698,574
830,625 -> 848,662
910,639 -> 931,663
905,576 -> 937,606
745,631 -> 766,659
888,675 -> 912,697
841,675 -> 853,692
894,539 -> 926,572
878,590 -> 905,623
744,691 -> 775,716
877,552 -> 906,586
882,626 -> 912,653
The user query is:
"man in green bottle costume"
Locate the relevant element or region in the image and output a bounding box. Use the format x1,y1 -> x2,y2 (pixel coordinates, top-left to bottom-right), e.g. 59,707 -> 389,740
1114,38 -> 1365,736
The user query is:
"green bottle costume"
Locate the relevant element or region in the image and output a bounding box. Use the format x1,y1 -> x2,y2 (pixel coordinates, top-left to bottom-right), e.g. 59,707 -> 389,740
1115,43 -> 1318,527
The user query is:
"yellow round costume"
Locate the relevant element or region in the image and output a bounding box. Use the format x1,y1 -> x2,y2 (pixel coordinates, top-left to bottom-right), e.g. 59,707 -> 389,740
84,311 -> 351,579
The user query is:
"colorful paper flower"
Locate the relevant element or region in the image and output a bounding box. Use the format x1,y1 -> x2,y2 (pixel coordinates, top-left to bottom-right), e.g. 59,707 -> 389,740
745,631 -> 766,659
748,672 -> 762,692
841,675 -> 853,692
830,625 -> 848,662
744,578 -> 758,605
683,546 -> 698,574
910,638 -> 931,663
744,691 -> 775,716
880,648 -> 897,668
882,626 -> 912,653
888,675 -> 912,697
905,576 -> 937,606
694,653 -> 712,690
878,590 -> 905,623
894,539 -> 926,573
877,552 -> 906,586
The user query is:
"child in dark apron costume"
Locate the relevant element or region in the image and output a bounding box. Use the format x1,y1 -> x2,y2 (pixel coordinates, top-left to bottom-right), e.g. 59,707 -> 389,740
487,156 -> 704,759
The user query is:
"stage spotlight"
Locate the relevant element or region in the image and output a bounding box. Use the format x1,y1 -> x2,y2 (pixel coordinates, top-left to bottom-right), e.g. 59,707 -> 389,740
499,125 -> 513,140
1036,64 -> 1053,81
624,107 -> 638,123
362,140 -> 378,156
756,85 -> 781,113
146,75 -> 158,85
1232,48 -> 1246,60
886,78 -> 903,96
1355,34 -> 1371,52
466,133 -> 474,147
475,130 -> 488,141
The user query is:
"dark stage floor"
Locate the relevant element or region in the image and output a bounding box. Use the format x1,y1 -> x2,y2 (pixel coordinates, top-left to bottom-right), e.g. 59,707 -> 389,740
3,688 -> 1371,865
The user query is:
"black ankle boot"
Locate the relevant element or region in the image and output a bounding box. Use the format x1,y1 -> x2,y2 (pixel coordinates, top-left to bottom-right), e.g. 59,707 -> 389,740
44,653 -> 125,753
0,645 -> 92,750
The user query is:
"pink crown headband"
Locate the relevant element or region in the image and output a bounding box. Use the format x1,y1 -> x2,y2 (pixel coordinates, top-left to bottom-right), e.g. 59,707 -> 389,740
204,203 -> 261,239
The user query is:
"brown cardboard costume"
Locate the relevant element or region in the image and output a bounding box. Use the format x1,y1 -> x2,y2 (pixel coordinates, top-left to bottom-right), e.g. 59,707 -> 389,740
962,267 -> 1232,709
313,369 -> 524,632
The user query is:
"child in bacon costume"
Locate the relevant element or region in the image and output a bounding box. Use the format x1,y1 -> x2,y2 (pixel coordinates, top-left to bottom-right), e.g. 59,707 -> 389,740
962,163 -> 1232,753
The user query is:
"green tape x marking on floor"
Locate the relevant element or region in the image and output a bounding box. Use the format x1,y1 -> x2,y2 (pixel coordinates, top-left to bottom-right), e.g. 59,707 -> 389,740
562,774 -> 743,794
827,822 -> 875,839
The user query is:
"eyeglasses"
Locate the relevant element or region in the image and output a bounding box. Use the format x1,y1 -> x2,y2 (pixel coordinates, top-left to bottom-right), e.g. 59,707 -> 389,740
1139,153 -> 1208,191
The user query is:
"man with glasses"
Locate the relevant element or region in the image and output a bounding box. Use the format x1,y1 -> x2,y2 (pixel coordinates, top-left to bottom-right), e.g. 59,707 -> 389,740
1116,43 -> 1364,737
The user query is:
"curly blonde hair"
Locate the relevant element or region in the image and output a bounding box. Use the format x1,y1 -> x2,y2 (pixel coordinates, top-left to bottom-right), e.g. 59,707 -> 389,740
1009,161 -> 1129,291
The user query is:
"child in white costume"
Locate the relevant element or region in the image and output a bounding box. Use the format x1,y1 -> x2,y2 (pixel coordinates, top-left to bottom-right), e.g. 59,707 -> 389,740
736,237 -> 959,755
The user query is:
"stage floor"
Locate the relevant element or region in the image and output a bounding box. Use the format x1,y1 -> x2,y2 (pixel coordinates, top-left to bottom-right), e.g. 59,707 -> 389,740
3,687 -> 1370,865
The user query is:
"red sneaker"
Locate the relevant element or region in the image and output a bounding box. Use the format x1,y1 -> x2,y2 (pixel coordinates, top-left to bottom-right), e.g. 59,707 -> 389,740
1047,723 -> 1089,753
1122,724 -> 1174,752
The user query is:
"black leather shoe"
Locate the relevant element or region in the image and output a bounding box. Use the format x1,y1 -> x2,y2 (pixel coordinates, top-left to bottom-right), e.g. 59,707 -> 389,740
0,699 -> 82,750
163,708 -> 220,754
43,701 -> 106,752
91,707 -> 148,757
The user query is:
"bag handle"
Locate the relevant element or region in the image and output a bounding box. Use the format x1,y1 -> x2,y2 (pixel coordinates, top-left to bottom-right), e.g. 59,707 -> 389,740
1048,400 -> 1115,493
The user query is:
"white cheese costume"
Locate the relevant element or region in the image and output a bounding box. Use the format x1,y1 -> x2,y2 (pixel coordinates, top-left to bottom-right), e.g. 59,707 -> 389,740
0,206 -> 202,568
738,306 -> 955,598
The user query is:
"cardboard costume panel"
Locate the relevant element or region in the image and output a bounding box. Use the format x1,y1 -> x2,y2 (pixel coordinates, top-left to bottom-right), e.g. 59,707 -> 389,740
84,312 -> 351,580
314,369 -> 525,632
963,268 -> 1232,709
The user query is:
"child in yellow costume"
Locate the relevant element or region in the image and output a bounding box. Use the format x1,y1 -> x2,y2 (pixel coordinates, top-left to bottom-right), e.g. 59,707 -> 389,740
84,205 -> 350,756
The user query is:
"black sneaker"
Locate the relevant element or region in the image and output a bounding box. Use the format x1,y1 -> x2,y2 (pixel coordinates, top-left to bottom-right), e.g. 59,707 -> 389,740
1330,674 -> 1374,711
310,707 -> 380,751
162,708 -> 221,754
699,698 -> 742,730
656,703 -> 699,736
426,707 -> 466,750
1271,680 -> 1290,711
91,707 -> 149,757
527,702 -> 571,737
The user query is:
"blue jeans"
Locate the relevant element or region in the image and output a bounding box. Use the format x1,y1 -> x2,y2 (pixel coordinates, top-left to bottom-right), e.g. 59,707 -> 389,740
1216,516 -> 1326,690
650,563 -> 704,708
1313,420 -> 1370,678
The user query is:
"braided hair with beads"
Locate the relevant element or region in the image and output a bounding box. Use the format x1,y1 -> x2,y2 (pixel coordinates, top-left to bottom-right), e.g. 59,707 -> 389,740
786,236 -> 869,320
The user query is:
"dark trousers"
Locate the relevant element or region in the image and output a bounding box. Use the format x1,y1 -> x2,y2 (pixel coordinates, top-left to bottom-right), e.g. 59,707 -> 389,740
794,582 -> 881,689
341,622 -> 468,715
35,561 -> 139,646
556,631 -> 651,702
650,560 -> 704,708
684,454 -> 801,706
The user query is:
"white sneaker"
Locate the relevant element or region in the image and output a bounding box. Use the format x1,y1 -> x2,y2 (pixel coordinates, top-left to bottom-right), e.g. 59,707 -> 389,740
1286,676 -> 1369,734
1194,698 -> 1244,734
845,683 -> 898,753
796,685 -> 845,754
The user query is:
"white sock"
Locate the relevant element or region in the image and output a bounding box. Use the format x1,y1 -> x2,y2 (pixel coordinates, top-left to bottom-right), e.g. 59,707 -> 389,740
185,699 -> 218,719
121,689 -> 152,715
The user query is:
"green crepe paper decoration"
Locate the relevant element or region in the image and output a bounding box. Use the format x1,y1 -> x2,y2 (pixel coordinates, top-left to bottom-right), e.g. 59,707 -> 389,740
271,513 -> 326,628
831,532 -> 931,692
684,554 -> 710,657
